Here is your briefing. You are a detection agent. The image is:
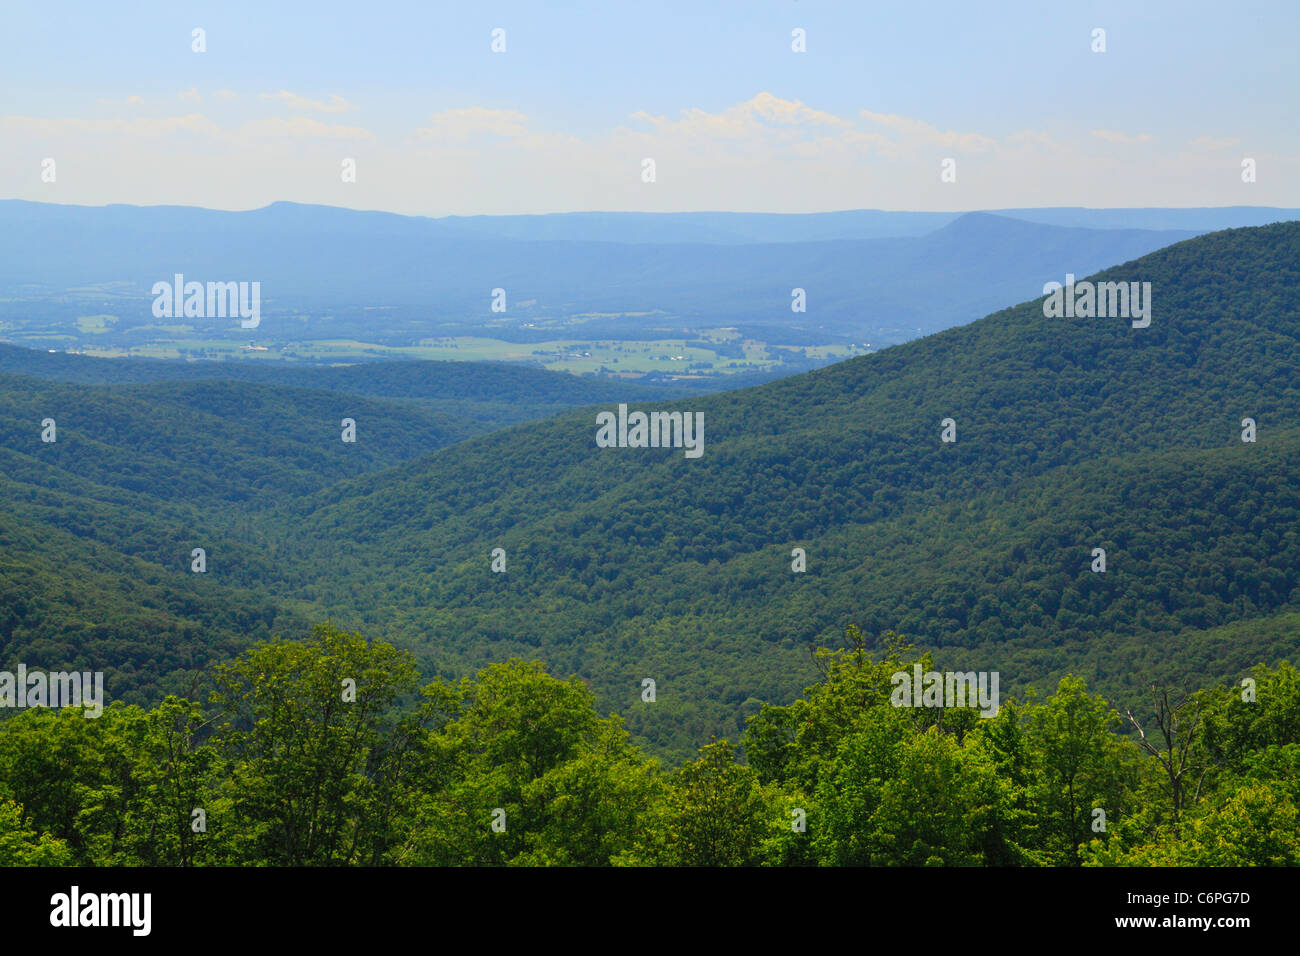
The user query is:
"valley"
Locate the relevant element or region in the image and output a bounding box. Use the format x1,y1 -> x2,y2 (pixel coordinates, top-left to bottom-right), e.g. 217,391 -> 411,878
3,222 -> 1297,761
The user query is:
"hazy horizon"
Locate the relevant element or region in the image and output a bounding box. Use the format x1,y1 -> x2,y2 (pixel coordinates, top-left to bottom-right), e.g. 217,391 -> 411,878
4,1 -> 1297,215
8,198 -> 1300,217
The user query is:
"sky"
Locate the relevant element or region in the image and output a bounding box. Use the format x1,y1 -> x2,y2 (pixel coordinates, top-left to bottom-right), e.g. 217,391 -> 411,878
1,0 -> 1296,215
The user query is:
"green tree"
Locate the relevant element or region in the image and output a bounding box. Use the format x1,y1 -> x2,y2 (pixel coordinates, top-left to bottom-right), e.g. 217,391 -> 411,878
208,621 -> 418,865
0,798 -> 71,865
1023,676 -> 1138,865
397,659 -> 659,866
622,740 -> 779,866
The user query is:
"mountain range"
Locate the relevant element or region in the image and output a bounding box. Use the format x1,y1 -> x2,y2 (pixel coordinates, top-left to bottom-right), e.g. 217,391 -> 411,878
5,201 -> 1296,353
2,220 -> 1297,759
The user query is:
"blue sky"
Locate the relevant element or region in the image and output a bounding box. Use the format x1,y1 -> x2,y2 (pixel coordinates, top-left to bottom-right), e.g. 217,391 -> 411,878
2,0 -> 1296,214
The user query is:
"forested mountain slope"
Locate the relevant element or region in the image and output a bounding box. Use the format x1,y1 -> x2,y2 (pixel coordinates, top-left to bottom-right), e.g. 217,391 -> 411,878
3,223 -> 1298,758
276,223 -> 1300,754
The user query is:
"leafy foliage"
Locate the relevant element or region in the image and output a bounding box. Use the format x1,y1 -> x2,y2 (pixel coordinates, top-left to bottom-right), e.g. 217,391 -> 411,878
2,624 -> 1294,866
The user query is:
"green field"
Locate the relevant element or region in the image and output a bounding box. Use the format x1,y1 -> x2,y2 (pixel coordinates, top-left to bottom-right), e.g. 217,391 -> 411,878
65,332 -> 866,375
74,314 -> 119,334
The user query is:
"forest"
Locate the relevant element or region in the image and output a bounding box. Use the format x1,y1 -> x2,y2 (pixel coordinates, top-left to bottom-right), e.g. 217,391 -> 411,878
2,223 -> 1299,782
1,622 -> 1295,866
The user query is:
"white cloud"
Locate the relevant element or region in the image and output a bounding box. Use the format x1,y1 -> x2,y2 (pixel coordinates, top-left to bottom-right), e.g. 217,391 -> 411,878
0,113 -> 220,137
238,116 -> 373,141
630,92 -> 852,141
859,110 -> 996,153
611,95 -> 995,164
259,91 -> 355,113
416,107 -> 530,141
1188,135 -> 1241,151
1007,129 -> 1067,151
1,92 -> 1291,213
1090,129 -> 1155,144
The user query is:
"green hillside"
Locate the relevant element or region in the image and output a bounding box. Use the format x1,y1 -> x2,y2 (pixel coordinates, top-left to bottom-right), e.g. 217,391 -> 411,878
274,222 -> 1300,755
2,223 -> 1298,761
0,508 -> 312,703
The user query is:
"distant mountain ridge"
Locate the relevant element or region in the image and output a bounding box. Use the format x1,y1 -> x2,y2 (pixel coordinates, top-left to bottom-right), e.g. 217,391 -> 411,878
2,200 -> 1251,347
5,198 -> 1296,243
